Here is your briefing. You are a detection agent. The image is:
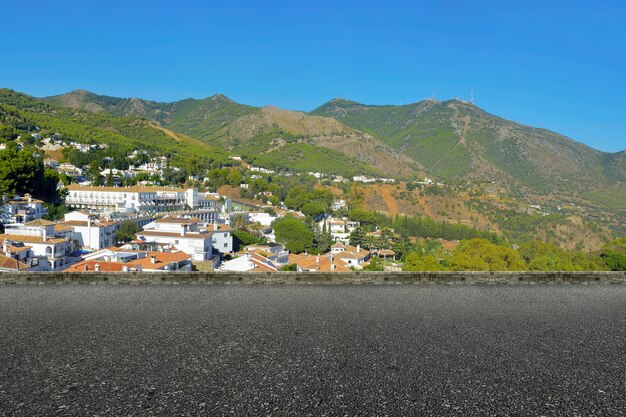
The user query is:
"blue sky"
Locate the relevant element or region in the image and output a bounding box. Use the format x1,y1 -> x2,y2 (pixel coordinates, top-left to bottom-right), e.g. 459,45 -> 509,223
2,0 -> 625,152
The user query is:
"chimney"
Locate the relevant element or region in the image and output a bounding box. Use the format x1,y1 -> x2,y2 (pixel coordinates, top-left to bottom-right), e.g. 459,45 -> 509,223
2,240 -> 7,254
357,244 -> 361,253
151,255 -> 156,264
213,223 -> 218,231
181,225 -> 186,236
316,255 -> 320,264
94,263 -> 100,272
84,264 -> 89,271
331,263 -> 336,271
122,265 -> 128,272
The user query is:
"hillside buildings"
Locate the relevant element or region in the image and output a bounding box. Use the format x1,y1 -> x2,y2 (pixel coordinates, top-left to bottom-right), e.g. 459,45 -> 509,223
0,194 -> 47,224
135,215 -> 233,261
67,249 -> 192,272
65,184 -> 199,213
0,219 -> 72,270
55,211 -> 120,250
317,217 -> 359,244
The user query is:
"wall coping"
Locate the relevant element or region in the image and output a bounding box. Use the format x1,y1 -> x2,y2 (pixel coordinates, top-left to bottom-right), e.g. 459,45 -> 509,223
1,271 -> 624,285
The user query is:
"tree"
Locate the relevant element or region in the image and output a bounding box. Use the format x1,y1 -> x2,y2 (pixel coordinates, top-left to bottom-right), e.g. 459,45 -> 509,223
447,238 -> 525,271
600,237 -> 626,271
363,256 -> 384,271
272,216 -> 314,253
0,144 -> 59,201
349,226 -> 366,247
403,253 -> 442,271
284,187 -> 309,210
232,229 -> 262,252
115,220 -> 140,243
301,203 -> 324,218
226,168 -> 243,187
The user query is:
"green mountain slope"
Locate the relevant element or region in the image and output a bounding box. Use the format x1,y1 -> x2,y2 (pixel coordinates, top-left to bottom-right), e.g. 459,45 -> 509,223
45,91 -> 421,178
311,98 -> 625,203
45,89 -> 257,138
0,89 -> 230,166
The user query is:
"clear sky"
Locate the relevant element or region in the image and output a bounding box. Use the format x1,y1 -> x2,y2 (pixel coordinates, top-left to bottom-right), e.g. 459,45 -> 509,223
2,0 -> 625,152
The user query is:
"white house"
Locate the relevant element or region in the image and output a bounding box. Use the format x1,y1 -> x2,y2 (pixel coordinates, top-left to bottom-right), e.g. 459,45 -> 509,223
56,211 -> 120,250
219,252 -> 278,272
65,184 -> 199,214
66,249 -> 193,272
1,194 -> 47,224
136,216 -> 214,261
330,242 -> 370,269
317,217 -> 359,244
0,219 -> 72,270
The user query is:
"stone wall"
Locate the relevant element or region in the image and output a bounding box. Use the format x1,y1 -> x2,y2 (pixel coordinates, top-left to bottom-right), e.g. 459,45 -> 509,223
0,271 -> 625,285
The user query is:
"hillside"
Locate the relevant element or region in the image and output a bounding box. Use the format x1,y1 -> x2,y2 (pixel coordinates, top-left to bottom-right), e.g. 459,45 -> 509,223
45,89 -> 257,138
46,91 -> 421,178
0,89 -> 230,167
39,89 -> 624,234
311,98 -> 625,206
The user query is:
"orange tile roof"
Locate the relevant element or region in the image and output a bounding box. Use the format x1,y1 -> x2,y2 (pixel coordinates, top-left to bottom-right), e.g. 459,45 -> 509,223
53,224 -> 74,232
25,219 -> 55,226
0,254 -> 29,271
0,234 -> 68,245
67,254 -> 187,272
5,245 -> 32,253
293,253 -> 351,272
66,260 -> 127,272
147,251 -> 191,263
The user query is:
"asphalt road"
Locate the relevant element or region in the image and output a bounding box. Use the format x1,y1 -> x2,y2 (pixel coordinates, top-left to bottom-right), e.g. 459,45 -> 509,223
0,285 -> 624,416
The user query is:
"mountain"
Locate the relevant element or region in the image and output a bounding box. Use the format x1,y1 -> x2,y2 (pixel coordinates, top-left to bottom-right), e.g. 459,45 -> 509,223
0,89 -> 229,166
45,89 -> 257,138
311,98 -> 625,207
42,89 -> 625,210
45,91 -> 421,178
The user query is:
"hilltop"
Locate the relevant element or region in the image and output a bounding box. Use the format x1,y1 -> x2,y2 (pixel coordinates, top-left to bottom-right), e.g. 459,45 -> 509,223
311,98 -> 625,208
45,90 -> 421,178
34,88 -> 626,235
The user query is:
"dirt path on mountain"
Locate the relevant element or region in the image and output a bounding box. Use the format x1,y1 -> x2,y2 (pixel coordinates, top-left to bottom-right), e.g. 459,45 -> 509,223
379,185 -> 399,217
417,195 -> 434,218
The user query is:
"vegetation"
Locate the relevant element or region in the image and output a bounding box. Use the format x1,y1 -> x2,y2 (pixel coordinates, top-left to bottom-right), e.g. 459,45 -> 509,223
115,220 -> 141,243
272,216 -> 315,254
0,142 -> 61,203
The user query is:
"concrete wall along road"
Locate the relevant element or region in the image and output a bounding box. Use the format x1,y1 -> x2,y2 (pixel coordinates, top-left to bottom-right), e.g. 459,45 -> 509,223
0,271 -> 625,285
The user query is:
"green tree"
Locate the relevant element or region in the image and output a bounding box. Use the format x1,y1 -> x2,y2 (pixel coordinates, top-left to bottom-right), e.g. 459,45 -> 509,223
301,203 -> 324,218
402,253 -> 443,271
272,216 -> 314,254
363,256 -> 384,271
115,220 -> 140,243
0,144 -> 59,201
447,238 -> 526,271
600,237 -> 626,271
349,225 -> 366,247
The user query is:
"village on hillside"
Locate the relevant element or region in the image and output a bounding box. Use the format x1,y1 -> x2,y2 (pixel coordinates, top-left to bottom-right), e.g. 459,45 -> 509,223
1,129 -> 622,273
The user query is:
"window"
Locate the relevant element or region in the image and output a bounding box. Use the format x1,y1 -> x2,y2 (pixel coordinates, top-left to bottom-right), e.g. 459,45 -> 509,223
224,243 -> 227,248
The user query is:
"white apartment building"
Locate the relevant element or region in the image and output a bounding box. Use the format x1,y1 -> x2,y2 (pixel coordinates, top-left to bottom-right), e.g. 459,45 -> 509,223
1,219 -> 72,270
56,211 -> 120,250
136,216 -> 214,261
1,194 -> 47,224
65,184 -> 199,214
317,217 -> 359,244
